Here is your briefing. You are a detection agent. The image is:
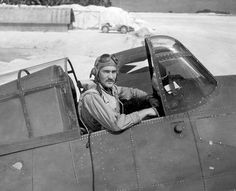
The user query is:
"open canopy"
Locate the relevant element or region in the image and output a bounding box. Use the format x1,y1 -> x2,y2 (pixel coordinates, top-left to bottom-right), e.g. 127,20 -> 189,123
116,35 -> 217,115
146,35 -> 217,115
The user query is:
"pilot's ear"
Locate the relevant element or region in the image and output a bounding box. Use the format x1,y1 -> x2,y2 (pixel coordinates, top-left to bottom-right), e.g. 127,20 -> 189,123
89,68 -> 96,78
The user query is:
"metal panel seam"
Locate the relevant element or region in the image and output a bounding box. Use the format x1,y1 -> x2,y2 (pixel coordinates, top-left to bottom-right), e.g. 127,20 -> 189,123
69,142 -> 79,184
129,129 -> 140,191
32,149 -> 34,191
187,112 -> 206,191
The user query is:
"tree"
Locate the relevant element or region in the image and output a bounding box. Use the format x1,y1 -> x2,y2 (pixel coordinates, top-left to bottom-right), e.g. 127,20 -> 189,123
0,0 -> 112,6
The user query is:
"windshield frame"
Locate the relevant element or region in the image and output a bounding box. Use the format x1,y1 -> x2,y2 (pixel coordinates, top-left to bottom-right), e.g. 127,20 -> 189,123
145,35 -> 217,115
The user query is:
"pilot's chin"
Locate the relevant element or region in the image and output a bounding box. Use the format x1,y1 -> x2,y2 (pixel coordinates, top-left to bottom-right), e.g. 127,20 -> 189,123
104,82 -> 114,88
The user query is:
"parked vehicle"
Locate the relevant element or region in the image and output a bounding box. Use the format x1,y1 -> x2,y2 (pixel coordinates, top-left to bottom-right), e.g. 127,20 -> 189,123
101,23 -> 134,34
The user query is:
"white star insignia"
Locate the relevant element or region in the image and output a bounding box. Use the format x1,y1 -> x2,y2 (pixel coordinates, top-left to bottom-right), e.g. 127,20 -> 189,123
126,59 -> 148,74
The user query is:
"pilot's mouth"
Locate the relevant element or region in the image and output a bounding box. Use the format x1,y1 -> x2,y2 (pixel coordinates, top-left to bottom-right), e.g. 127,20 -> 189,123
106,80 -> 115,83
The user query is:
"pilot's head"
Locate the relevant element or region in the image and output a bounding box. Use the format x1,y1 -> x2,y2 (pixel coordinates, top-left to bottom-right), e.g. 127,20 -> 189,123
90,54 -> 119,89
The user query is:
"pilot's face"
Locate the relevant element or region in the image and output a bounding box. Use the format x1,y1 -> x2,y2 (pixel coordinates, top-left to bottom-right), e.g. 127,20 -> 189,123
99,66 -> 117,88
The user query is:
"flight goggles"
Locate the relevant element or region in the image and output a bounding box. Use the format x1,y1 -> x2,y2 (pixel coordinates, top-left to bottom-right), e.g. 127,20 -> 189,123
90,54 -> 119,78
94,54 -> 119,69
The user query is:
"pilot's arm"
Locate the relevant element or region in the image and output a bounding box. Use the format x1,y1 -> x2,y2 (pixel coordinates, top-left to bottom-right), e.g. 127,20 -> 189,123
117,86 -> 148,100
117,86 -> 160,108
81,92 -> 157,132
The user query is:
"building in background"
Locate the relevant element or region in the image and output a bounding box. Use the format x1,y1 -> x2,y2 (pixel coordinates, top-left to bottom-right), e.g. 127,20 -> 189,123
0,6 -> 74,31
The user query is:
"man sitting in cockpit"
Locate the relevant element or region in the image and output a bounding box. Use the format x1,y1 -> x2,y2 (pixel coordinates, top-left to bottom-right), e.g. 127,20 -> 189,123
78,54 -> 160,133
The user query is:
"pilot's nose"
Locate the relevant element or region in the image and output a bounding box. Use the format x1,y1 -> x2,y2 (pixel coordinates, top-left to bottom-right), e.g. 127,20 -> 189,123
108,72 -> 114,79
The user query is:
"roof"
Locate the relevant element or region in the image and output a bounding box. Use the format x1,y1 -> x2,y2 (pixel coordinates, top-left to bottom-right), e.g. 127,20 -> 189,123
0,6 -> 74,24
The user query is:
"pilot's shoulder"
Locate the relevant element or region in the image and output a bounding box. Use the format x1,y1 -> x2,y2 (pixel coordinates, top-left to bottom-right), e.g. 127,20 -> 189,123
82,88 -> 99,96
80,88 -> 100,102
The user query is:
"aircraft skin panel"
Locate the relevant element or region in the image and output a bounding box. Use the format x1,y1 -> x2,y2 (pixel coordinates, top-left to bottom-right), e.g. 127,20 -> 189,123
189,76 -> 236,116
114,46 -> 146,66
195,114 -> 236,147
130,115 -> 204,190
135,178 -> 204,191
187,75 -> 236,190
0,150 -> 32,191
190,115 -> 236,190
192,141 -> 236,191
0,98 -> 28,145
71,131 -> 139,191
33,142 -> 78,191
26,88 -> 65,137
204,171 -> 236,191
118,70 -> 152,94
69,137 -> 92,190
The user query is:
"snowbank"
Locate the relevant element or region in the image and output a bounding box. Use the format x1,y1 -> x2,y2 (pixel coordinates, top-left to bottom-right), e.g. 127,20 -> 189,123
57,4 -> 152,31
0,4 -> 153,32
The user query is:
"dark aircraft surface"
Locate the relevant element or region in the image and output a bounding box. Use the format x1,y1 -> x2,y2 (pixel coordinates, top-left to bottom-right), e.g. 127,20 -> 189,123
0,35 -> 236,191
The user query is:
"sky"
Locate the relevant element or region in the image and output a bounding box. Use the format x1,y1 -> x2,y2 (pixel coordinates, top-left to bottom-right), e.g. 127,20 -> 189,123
111,0 -> 236,14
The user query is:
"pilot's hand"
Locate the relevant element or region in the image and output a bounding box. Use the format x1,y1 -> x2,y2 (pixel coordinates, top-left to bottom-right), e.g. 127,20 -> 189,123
138,108 -> 159,120
151,107 -> 160,117
146,95 -> 160,108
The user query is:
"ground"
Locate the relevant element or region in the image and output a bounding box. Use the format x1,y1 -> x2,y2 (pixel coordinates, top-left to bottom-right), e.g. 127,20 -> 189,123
0,13 -> 236,81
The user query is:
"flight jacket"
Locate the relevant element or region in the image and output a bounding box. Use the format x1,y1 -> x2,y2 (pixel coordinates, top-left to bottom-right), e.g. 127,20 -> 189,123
78,83 -> 148,132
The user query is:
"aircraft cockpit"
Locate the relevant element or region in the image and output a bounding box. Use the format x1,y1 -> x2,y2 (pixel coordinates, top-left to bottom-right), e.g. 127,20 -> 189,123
0,35 -> 219,155
145,35 -> 217,115
1,36 -> 235,191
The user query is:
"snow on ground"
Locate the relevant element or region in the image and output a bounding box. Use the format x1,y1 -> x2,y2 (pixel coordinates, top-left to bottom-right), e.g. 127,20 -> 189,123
0,4 -> 145,30
132,13 -> 236,76
58,4 -> 147,30
0,10 -> 236,82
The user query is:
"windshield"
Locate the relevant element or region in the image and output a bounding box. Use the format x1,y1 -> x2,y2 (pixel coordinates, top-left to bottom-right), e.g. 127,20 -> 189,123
146,36 -> 217,115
